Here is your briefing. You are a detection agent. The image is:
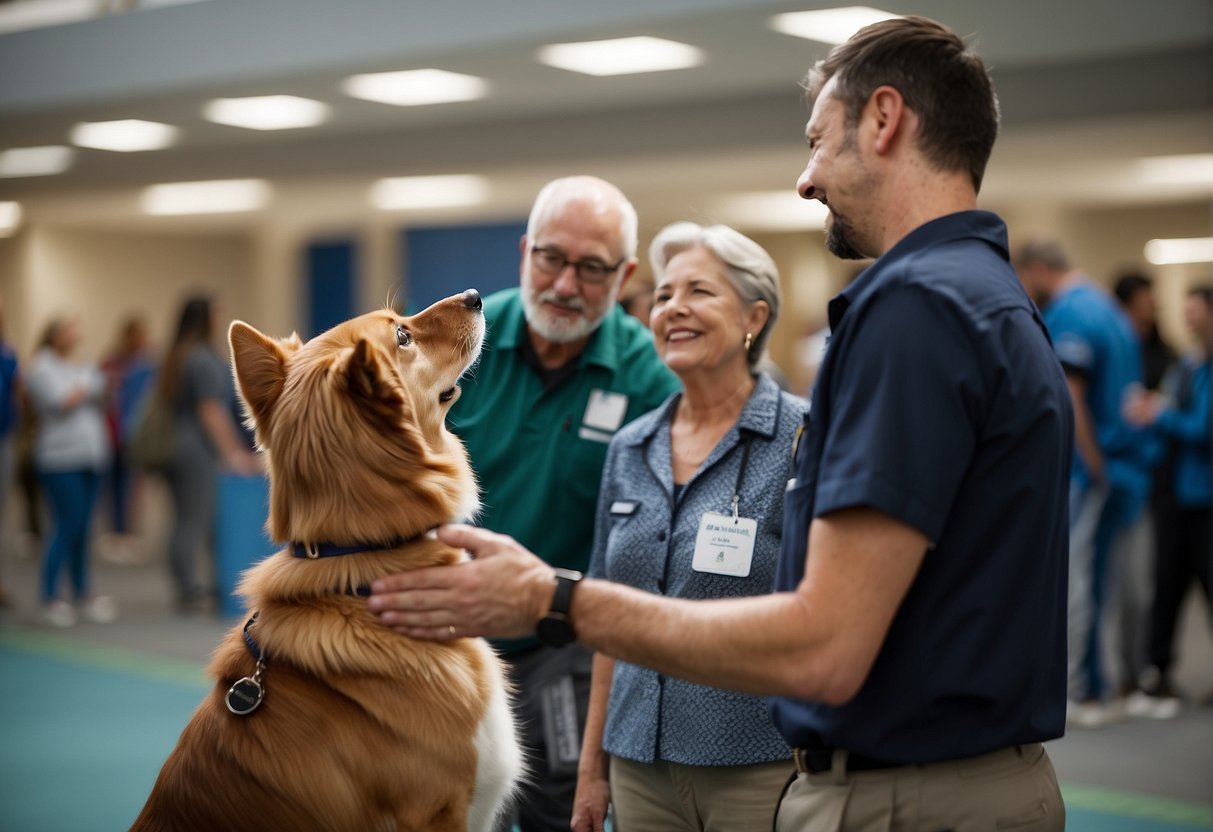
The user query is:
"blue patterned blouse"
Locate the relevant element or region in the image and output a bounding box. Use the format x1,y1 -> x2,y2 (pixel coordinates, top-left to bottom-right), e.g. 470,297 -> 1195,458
587,373 -> 808,766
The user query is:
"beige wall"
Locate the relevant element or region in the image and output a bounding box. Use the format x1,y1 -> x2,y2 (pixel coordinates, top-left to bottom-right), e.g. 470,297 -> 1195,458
5,226 -> 253,362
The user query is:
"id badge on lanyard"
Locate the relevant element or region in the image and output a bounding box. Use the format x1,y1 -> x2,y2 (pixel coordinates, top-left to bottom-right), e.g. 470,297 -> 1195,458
691,435 -> 757,578
692,512 -> 757,577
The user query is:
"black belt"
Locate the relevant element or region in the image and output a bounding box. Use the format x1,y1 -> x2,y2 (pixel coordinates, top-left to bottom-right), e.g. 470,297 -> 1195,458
793,747 -> 902,774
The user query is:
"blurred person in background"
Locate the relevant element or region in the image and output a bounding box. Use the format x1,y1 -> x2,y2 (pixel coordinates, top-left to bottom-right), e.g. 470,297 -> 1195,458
618,275 -> 655,327
99,313 -> 157,564
14,382 -> 43,559
1015,239 -> 1150,728
1115,272 -> 1177,390
0,295 -> 20,606
572,222 -> 805,832
25,315 -> 115,627
157,295 -> 259,613
1111,271 -> 1177,702
1124,283 -> 1212,718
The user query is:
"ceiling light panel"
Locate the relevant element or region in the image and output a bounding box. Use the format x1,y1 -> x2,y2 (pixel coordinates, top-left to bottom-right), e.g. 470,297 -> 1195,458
537,36 -> 704,77
1134,154 -> 1213,187
0,145 -> 74,177
204,95 -> 330,131
344,69 -> 488,107
370,175 -> 489,210
142,179 -> 270,215
769,7 -> 901,45
1144,237 -> 1213,265
71,120 -> 178,152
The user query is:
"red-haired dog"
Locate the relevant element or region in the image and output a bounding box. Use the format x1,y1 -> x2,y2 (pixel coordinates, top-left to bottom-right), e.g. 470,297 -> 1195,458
132,291 -> 521,832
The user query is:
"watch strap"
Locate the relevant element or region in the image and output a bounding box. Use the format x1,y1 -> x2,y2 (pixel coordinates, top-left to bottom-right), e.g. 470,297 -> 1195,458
548,568 -> 583,618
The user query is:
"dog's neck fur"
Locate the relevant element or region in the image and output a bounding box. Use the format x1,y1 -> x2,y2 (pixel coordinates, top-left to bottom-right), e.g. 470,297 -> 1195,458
263,440 -> 475,549
260,351 -> 479,548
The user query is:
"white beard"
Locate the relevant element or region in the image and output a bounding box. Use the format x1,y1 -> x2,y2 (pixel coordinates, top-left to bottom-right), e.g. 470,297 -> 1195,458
520,276 -> 618,344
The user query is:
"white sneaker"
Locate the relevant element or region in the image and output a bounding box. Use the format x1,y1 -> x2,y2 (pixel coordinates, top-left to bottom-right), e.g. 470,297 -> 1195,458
81,595 -> 118,624
1126,690 -> 1181,720
1067,698 -> 1126,728
43,600 -> 78,628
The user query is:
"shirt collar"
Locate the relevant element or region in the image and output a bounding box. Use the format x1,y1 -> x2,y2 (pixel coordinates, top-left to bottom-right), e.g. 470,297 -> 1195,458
624,372 -> 783,447
828,210 -> 1010,331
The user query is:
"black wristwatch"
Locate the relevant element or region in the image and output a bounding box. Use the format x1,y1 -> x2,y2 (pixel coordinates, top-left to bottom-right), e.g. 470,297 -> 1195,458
535,568 -> 583,648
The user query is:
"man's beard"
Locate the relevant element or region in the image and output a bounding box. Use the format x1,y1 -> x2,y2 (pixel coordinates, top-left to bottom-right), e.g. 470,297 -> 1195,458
520,278 -> 617,344
825,214 -> 867,261
823,128 -> 874,262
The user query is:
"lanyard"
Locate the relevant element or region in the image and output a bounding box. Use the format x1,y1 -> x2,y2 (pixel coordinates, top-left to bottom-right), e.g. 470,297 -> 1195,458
730,434 -> 754,521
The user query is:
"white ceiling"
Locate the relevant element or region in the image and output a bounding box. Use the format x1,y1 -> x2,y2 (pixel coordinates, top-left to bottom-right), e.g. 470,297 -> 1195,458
1,0 -> 1211,233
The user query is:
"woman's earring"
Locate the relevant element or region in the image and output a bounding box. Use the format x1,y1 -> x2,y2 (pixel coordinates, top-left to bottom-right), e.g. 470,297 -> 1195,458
744,332 -> 754,352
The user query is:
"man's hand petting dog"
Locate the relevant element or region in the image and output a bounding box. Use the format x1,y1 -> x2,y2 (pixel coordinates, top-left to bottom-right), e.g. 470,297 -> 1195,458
370,524 -> 557,641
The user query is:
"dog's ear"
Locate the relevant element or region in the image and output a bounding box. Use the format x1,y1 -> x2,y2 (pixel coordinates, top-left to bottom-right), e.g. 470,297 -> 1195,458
343,338 -> 408,417
229,321 -> 294,432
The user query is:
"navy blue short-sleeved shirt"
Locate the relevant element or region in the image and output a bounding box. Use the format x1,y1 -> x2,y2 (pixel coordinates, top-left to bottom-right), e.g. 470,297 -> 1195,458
770,211 -> 1073,764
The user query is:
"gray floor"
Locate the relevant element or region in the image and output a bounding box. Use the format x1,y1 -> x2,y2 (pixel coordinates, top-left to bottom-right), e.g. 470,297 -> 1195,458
2,481 -> 1212,815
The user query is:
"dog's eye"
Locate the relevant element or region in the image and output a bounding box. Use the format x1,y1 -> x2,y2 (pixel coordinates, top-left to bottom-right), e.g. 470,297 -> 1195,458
396,326 -> 412,347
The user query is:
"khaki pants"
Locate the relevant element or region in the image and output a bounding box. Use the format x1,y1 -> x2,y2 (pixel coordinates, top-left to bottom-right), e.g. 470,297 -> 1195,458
774,744 -> 1064,832
610,755 -> 793,832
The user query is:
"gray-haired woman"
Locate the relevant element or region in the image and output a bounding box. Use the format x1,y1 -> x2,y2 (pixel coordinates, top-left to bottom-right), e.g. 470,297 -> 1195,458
573,222 -> 807,832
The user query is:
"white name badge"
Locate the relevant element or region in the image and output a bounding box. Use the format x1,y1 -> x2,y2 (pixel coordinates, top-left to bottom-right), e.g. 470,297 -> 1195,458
692,512 -> 757,577
583,389 -> 629,433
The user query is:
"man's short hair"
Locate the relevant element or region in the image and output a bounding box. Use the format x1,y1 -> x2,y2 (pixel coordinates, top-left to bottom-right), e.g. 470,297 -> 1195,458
526,176 -> 638,261
804,16 -> 1000,193
1114,272 -> 1153,305
1013,238 -> 1071,273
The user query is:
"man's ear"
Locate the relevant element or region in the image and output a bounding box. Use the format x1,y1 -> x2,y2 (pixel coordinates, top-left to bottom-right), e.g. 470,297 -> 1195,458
866,84 -> 907,155
229,321 -> 296,435
613,259 -> 639,301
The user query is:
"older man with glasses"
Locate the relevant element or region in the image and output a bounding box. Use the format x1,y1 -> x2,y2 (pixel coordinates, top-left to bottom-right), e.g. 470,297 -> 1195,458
439,175 -> 680,832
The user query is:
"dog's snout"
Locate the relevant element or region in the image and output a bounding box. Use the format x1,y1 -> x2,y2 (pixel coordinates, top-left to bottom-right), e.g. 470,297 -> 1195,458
462,289 -> 482,311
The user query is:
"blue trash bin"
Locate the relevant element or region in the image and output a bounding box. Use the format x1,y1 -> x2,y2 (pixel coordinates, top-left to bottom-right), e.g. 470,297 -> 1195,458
214,474 -> 277,617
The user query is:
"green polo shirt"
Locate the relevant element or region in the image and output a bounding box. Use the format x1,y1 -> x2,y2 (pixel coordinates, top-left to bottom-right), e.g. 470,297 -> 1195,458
450,288 -> 680,653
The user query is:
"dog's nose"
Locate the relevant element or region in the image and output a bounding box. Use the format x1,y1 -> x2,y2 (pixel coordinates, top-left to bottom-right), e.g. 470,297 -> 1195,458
462,289 -> 482,310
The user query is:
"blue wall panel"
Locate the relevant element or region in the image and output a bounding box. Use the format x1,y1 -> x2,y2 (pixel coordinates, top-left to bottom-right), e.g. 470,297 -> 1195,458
306,239 -> 356,338
403,220 -> 526,313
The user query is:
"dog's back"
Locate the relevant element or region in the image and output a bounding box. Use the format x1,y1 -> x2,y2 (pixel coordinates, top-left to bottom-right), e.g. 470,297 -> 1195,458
132,296 -> 521,831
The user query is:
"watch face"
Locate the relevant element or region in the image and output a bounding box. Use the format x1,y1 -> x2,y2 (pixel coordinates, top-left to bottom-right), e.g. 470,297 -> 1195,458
537,614 -> 575,648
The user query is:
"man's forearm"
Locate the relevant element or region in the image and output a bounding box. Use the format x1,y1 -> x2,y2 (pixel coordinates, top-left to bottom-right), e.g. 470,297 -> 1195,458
571,580 -> 825,699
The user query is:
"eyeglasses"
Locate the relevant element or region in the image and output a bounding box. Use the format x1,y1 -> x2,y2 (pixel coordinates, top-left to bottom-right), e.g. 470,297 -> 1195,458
530,246 -> 625,286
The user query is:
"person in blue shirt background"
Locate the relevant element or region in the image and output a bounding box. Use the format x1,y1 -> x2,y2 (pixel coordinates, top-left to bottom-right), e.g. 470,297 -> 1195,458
1015,238 -> 1150,728
1124,283 -> 1212,718
0,294 -> 21,608
100,314 -> 157,564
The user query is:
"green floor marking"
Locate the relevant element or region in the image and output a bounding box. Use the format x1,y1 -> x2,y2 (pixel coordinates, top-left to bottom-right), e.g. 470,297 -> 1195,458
1063,783 -> 1212,828
0,626 -> 209,688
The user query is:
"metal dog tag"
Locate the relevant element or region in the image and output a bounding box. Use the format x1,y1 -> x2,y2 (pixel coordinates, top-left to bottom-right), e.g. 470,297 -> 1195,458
226,661 -> 265,716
